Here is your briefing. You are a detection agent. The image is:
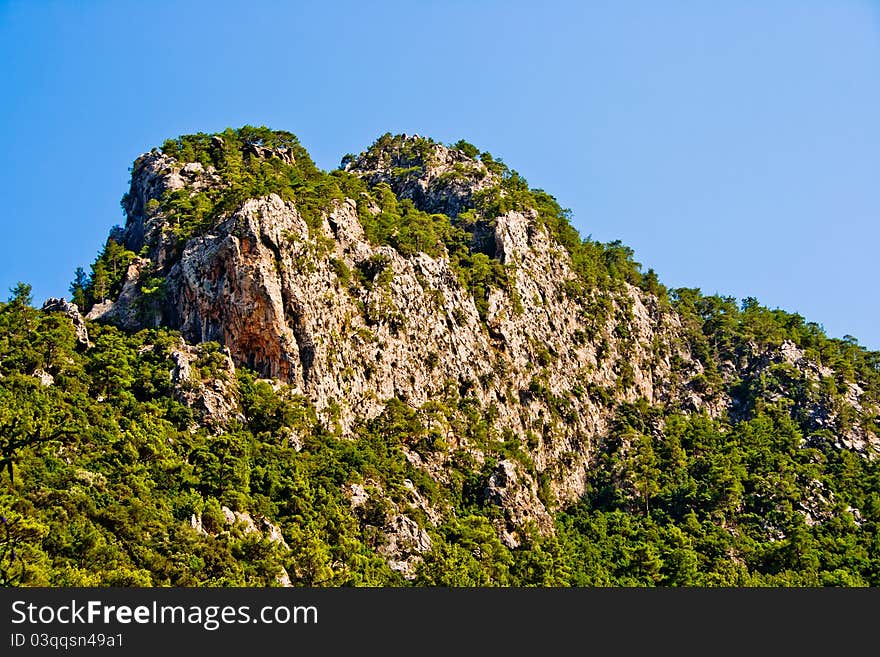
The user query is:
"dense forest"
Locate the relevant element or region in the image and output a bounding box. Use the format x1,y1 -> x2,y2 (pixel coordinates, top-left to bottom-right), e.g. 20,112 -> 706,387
2,127 -> 878,586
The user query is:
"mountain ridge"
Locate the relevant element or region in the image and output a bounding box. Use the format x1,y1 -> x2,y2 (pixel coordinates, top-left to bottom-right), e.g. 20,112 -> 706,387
1,126 -> 878,586
83,128 -> 722,543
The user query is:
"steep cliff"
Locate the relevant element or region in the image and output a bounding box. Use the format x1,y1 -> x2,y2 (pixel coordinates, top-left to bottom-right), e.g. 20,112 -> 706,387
9,127 -> 876,586
78,128 -> 878,560
83,132 -> 695,543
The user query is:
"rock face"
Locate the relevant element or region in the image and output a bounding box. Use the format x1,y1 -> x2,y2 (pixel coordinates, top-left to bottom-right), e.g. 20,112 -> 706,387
97,155 -> 694,520
89,133 -> 878,563
190,506 -> 291,586
32,368 -> 54,386
168,342 -> 241,428
347,481 -> 434,579
483,459 -> 553,548
42,297 -> 91,347
345,135 -> 497,217
731,339 -> 880,454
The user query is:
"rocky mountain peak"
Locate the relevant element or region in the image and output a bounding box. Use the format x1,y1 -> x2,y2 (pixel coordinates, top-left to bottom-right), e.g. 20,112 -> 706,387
68,126 -> 879,559
7,125 -> 880,586
344,133 -> 499,218
79,127 -> 714,542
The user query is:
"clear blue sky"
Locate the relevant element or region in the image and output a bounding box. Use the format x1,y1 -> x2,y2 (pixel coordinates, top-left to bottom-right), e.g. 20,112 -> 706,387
1,1 -> 878,348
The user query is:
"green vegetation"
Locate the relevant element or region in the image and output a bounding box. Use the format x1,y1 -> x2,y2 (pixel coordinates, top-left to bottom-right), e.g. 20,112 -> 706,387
72,238 -> 136,313
154,126 -> 341,240
672,289 -> 880,406
3,281 -> 879,586
555,401 -> 880,585
0,286 -> 403,585
12,127 -> 876,588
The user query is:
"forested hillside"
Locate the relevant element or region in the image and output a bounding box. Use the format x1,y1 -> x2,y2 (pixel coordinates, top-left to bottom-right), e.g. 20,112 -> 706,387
2,127 -> 878,586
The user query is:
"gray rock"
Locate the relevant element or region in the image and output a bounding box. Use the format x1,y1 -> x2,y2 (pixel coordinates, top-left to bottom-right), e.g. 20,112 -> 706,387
380,514 -> 432,579
42,297 -> 91,348
346,135 -> 497,218
167,343 -> 241,428
91,141 -> 706,534
347,480 -> 436,579
89,136 -> 878,548
32,368 -> 54,386
86,258 -> 154,329
483,459 -> 553,548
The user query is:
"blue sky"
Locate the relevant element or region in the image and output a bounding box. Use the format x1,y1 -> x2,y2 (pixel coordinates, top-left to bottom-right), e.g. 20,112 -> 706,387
1,1 -> 878,348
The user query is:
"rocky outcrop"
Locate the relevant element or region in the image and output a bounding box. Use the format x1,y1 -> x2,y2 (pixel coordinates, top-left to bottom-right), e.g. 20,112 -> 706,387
190,506 -> 291,586
31,368 -> 54,386
120,151 -> 221,260
90,133 -> 879,550
219,506 -> 290,550
42,297 -> 91,348
90,138 -> 707,533
347,482 -> 434,579
168,342 -> 241,428
731,340 -> 879,454
86,258 -> 153,329
345,135 -> 497,218
482,459 -> 553,548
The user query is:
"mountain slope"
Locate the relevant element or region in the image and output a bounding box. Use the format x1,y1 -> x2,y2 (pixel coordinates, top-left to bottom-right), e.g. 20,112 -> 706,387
1,127 -> 878,586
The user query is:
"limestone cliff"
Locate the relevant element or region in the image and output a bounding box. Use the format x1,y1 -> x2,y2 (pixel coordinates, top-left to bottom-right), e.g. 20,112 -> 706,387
82,129 -> 878,566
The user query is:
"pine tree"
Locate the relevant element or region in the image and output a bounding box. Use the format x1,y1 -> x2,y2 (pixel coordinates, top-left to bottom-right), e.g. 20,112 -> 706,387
69,267 -> 88,309
91,262 -> 109,303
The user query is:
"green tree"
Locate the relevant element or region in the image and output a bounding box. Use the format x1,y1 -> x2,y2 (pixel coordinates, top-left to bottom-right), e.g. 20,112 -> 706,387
0,380 -> 74,483
8,282 -> 32,308
91,262 -> 109,304
630,433 -> 661,516
69,267 -> 88,308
